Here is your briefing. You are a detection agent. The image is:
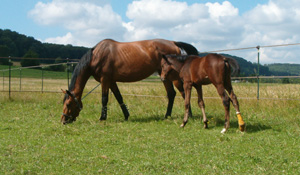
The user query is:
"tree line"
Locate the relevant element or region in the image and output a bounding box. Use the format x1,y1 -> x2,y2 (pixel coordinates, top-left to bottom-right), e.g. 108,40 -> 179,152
1,28 -> 299,76
0,29 -> 89,71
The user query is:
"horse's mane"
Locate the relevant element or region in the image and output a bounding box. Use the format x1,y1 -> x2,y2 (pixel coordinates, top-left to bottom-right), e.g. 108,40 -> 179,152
174,41 -> 198,55
164,54 -> 189,63
63,48 -> 93,103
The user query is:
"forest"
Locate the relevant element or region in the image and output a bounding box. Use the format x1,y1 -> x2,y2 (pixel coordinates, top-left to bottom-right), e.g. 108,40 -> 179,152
0,29 -> 299,76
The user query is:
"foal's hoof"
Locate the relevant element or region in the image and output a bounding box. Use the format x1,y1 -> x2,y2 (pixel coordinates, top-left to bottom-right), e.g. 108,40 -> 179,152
204,121 -> 208,129
221,128 -> 227,134
180,122 -> 187,128
239,124 -> 246,132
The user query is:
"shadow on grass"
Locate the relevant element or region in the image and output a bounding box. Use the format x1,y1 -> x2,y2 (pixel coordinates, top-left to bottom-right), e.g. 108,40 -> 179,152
129,115 -> 166,123
214,117 -> 272,133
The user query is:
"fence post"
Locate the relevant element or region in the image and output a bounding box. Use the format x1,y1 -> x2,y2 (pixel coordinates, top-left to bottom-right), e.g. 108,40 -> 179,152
67,58 -> 69,89
8,57 -> 11,99
2,71 -> 4,91
42,67 -> 44,93
19,67 -> 21,91
256,46 -> 260,100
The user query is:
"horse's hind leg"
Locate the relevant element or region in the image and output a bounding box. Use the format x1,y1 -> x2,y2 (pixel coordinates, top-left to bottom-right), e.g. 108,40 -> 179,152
195,85 -> 208,129
216,85 -> 231,133
110,82 -> 130,120
226,85 -> 245,132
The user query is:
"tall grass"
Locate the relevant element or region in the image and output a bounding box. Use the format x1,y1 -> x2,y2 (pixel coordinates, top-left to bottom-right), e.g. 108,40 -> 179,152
0,81 -> 300,174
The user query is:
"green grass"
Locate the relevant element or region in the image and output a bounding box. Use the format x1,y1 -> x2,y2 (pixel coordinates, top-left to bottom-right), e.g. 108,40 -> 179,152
1,82 -> 300,174
0,65 -> 71,79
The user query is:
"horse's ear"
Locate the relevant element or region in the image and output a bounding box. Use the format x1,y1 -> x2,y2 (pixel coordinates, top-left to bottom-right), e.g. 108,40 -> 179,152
61,89 -> 67,94
65,90 -> 72,97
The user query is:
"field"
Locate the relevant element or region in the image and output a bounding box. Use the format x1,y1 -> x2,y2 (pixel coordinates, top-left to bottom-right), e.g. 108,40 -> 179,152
1,79 -> 300,174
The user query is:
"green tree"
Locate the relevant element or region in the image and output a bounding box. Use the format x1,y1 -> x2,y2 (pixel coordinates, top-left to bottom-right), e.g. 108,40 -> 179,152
45,57 -> 66,72
0,45 -> 12,65
21,50 -> 40,67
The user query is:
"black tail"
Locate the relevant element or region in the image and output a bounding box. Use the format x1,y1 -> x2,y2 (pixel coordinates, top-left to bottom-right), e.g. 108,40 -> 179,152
225,57 -> 240,76
174,41 -> 198,55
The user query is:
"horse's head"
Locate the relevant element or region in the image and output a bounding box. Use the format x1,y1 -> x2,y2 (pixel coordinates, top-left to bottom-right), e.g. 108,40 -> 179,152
61,89 -> 82,124
160,55 -> 174,82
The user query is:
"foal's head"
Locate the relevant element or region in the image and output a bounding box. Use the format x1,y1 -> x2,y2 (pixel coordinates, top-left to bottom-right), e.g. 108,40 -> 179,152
61,90 -> 82,124
160,57 -> 174,82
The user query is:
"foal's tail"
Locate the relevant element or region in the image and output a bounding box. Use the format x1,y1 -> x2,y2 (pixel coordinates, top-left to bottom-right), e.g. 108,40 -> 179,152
224,57 -> 240,76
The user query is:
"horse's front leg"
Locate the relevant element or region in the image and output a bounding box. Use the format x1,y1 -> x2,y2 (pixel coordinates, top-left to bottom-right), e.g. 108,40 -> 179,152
181,82 -> 192,128
173,80 -> 193,118
110,82 -> 130,120
100,82 -> 110,121
162,79 -> 176,119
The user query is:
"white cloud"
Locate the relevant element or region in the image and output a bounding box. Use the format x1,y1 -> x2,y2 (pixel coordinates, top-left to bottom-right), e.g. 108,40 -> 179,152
29,0 -> 126,47
29,0 -> 300,63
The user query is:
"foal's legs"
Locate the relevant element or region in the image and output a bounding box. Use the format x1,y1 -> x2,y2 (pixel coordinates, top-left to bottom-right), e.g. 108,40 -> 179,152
181,82 -> 192,128
110,82 -> 130,120
225,86 -> 245,132
216,85 -> 231,133
195,85 -> 208,129
173,80 -> 193,118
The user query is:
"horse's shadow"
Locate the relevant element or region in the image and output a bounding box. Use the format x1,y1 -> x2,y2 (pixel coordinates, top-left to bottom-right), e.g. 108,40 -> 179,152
129,115 -> 166,123
213,117 -> 272,133
128,114 -> 272,133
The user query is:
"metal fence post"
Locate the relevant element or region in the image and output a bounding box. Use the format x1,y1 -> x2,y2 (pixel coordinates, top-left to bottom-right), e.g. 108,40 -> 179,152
2,71 -> 4,91
256,46 -> 260,100
8,57 -> 11,99
42,67 -> 44,93
67,58 -> 69,89
19,67 -> 22,91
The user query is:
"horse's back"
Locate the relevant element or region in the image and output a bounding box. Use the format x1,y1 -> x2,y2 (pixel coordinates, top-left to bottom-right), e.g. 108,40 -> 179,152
92,39 -> 180,82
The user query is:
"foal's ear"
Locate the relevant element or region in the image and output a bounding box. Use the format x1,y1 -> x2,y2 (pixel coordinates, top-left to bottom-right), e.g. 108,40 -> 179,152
65,90 -> 73,97
162,55 -> 171,64
61,89 -> 67,94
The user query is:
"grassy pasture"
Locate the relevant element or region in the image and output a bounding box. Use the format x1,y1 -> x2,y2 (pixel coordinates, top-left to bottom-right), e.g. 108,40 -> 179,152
0,80 -> 300,174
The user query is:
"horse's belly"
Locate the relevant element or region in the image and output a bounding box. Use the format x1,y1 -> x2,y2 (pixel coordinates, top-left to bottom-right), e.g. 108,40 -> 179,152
114,66 -> 156,82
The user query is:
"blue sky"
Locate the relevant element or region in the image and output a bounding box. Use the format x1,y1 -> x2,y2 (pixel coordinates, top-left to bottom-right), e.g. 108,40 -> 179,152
1,0 -> 300,63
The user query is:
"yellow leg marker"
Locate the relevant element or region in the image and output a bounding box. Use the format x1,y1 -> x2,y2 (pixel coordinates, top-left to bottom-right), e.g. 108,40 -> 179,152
236,112 -> 245,132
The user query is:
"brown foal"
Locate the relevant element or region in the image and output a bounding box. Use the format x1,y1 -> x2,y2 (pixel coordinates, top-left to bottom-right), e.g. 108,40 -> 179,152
161,54 -> 245,133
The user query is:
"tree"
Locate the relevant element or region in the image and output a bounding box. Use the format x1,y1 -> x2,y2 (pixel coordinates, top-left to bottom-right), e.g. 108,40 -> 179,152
0,45 -> 12,65
21,50 -> 40,67
45,57 -> 66,72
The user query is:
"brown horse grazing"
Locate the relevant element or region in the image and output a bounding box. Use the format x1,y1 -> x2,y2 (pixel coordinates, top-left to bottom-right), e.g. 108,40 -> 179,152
160,54 -> 245,133
61,39 -> 198,124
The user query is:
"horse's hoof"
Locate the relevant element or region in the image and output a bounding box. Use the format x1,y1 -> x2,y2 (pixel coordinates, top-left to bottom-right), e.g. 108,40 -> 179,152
99,116 -> 107,121
180,123 -> 185,128
239,124 -> 246,132
221,128 -> 227,134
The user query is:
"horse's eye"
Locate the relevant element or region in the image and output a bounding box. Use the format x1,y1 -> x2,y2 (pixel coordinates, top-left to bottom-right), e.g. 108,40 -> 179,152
66,103 -> 70,107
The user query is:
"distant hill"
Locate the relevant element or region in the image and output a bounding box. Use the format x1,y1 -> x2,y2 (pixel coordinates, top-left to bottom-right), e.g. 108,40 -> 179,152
266,63 -> 300,76
0,29 -> 89,63
0,28 -> 298,76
